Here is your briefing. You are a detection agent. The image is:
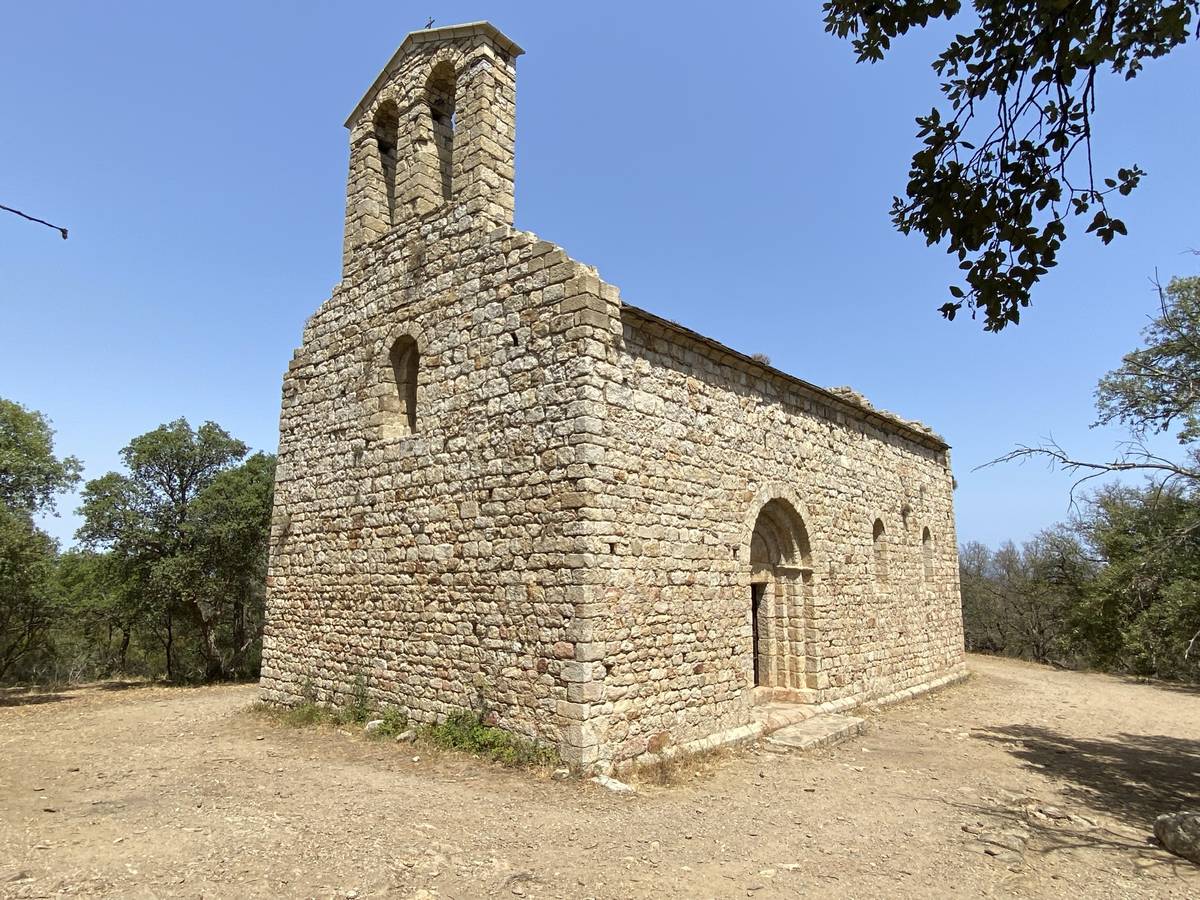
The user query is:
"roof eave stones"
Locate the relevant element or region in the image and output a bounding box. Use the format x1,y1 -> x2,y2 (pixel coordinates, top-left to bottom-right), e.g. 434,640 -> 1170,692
621,304 -> 950,453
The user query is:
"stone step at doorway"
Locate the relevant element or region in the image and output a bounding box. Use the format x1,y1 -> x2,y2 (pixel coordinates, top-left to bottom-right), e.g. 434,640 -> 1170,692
765,714 -> 866,752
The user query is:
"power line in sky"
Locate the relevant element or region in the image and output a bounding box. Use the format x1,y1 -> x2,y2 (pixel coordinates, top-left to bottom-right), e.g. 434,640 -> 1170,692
1,203 -> 68,240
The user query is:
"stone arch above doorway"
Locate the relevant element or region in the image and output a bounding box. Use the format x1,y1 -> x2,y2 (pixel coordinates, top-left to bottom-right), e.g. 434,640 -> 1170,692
740,482 -> 817,568
750,498 -> 812,572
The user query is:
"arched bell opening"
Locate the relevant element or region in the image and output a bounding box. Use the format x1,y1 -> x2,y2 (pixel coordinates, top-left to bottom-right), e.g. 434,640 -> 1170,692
425,60 -> 457,203
372,101 -> 401,227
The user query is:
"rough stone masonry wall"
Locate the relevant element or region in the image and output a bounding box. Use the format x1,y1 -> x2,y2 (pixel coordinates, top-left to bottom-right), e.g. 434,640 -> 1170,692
341,25 -> 520,270
584,310 -> 967,766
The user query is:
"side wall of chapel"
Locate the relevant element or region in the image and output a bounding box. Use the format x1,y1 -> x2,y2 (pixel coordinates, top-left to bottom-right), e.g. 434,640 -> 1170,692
580,311 -> 966,766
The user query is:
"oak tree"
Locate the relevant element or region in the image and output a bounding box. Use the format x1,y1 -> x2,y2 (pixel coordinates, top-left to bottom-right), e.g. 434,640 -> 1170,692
0,399 -> 81,679
78,419 -> 249,680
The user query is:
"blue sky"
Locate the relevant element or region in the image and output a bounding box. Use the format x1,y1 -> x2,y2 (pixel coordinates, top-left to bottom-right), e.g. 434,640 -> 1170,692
2,1 -> 1196,548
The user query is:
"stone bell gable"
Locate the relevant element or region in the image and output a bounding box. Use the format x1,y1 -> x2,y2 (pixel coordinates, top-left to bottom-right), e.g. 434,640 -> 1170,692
260,21 -> 966,773
341,22 -> 522,268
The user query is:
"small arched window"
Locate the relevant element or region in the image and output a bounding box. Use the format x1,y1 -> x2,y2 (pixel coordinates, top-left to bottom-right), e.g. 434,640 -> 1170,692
872,518 -> 888,584
922,527 -> 934,582
426,62 -> 457,202
373,101 -> 400,225
387,336 -> 418,436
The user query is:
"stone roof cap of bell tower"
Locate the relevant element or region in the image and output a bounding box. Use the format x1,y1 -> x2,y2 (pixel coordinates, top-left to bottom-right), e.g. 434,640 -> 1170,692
344,21 -> 525,129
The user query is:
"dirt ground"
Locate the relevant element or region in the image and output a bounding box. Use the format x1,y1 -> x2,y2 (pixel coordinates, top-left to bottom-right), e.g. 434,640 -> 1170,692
2,655 -> 1198,899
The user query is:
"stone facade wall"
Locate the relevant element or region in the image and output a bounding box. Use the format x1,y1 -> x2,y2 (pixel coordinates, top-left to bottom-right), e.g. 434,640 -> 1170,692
259,211 -> 621,755
581,308 -> 966,767
260,21 -> 966,773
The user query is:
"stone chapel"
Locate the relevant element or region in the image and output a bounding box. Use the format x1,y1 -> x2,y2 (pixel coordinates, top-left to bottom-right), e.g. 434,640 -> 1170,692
259,21 -> 967,771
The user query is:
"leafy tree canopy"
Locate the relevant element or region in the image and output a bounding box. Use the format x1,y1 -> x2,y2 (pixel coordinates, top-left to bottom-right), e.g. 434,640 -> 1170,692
823,1 -> 1198,331
188,452 -> 276,571
76,419 -> 264,681
978,276 -> 1200,677
1096,276 -> 1200,443
0,504 -> 59,679
1071,483 -> 1200,678
0,398 -> 81,515
0,397 -> 80,679
78,419 -> 248,556
961,482 -> 1200,680
2,413 -> 275,685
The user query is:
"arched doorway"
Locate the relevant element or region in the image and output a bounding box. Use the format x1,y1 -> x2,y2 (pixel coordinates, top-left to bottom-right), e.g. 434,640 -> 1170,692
748,498 -> 813,692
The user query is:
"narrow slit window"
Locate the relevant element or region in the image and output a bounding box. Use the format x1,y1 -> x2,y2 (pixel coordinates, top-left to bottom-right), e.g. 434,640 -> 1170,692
389,336 -> 418,435
872,518 -> 888,584
426,62 -> 457,202
922,527 -> 934,582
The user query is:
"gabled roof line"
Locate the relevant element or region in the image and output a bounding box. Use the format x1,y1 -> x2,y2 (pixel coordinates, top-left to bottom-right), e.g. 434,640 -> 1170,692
622,303 -> 950,452
344,21 -> 524,129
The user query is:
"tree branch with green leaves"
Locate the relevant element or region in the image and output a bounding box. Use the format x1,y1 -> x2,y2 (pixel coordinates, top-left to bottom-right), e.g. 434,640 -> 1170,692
985,276 -> 1200,493
823,1 -> 1198,330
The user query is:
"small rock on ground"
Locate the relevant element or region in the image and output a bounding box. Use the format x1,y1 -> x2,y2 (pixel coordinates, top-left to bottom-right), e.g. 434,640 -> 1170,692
1154,811 -> 1200,864
591,774 -> 635,794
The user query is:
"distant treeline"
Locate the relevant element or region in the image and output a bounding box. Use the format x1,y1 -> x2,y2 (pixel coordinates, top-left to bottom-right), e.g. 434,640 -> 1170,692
962,274 -> 1200,683
1,402 -> 273,685
961,482 -> 1200,682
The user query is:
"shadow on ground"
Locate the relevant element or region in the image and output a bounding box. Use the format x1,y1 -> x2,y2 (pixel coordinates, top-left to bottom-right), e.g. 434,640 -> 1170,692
937,796 -> 1199,876
93,680 -> 166,692
0,679 -> 189,707
977,725 -> 1200,827
0,690 -> 71,708
1117,676 -> 1200,697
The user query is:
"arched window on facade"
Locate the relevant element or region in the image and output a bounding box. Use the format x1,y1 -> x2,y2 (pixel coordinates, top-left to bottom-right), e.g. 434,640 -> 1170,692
426,61 -> 457,202
387,336 -> 418,436
922,526 -> 934,582
373,100 -> 400,226
872,518 -> 888,584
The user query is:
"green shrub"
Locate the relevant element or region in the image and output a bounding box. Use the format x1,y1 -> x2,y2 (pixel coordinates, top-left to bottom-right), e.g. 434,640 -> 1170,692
365,705 -> 409,739
254,698 -> 554,770
337,673 -> 371,725
421,710 -> 557,768
279,701 -> 329,727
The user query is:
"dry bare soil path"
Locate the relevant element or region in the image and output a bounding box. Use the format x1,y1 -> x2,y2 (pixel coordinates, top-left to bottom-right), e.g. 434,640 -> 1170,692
2,654 -> 1199,899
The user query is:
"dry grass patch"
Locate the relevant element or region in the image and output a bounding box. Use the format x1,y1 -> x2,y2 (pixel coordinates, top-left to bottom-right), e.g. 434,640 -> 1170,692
632,745 -> 735,786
